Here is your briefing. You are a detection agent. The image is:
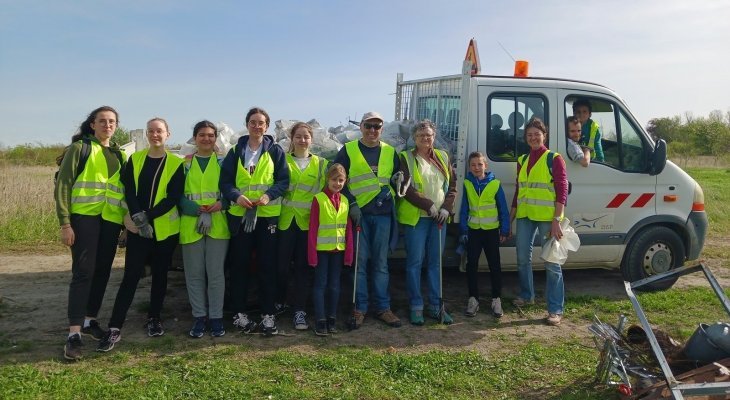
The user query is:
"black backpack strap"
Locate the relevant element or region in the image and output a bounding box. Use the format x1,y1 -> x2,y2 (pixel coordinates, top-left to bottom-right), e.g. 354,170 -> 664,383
75,138 -> 92,181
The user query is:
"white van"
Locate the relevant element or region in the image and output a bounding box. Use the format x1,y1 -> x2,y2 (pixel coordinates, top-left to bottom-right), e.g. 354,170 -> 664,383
394,63 -> 708,290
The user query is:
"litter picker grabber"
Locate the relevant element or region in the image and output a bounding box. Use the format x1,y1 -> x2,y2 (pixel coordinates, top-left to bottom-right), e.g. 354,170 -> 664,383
437,223 -> 448,324
347,226 -> 362,331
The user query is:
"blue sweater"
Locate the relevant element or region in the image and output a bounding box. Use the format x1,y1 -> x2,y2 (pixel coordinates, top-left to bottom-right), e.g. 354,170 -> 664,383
459,171 -> 510,236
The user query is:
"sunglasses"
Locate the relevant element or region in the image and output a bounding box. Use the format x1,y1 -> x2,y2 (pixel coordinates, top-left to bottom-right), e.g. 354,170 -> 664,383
363,122 -> 383,130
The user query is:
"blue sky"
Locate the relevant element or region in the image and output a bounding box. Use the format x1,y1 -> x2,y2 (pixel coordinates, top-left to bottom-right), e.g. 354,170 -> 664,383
1,0 -> 728,147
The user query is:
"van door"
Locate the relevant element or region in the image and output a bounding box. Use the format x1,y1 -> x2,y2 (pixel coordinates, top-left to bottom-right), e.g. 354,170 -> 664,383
475,85 -> 555,268
558,90 -> 657,268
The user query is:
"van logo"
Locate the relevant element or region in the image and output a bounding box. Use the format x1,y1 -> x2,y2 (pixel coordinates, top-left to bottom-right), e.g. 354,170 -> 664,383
606,193 -> 655,208
574,214 -> 609,229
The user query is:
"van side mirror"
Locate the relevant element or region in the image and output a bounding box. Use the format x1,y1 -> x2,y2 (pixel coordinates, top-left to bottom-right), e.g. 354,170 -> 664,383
648,139 -> 667,176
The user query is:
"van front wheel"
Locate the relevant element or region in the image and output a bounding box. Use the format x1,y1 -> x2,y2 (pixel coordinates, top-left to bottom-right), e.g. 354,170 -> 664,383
621,226 -> 685,291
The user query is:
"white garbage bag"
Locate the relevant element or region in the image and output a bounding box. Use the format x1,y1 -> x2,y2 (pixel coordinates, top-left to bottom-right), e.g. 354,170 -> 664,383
540,219 -> 581,264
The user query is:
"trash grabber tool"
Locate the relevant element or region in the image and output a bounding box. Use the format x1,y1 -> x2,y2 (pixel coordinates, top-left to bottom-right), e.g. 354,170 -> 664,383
347,226 -> 362,331
438,223 -> 447,324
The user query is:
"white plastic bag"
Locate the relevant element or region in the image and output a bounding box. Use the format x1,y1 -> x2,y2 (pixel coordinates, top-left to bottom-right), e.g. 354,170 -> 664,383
540,219 -> 580,264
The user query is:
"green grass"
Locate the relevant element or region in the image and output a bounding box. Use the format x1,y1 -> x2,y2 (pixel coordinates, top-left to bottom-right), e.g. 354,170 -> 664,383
686,167 -> 730,236
0,346 -> 611,399
3,286 -> 729,399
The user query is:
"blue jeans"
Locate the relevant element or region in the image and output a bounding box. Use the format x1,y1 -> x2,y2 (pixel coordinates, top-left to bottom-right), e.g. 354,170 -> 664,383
515,218 -> 564,314
404,217 -> 445,313
312,251 -> 343,321
355,214 -> 392,313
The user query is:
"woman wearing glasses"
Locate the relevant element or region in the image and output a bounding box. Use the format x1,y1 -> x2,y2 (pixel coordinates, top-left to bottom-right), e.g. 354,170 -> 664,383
220,107 -> 290,337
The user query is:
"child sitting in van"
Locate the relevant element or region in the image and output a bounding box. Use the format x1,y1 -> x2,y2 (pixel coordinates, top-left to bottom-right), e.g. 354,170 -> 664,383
459,151 -> 510,318
308,164 -> 353,336
572,99 -> 604,162
566,116 -> 590,168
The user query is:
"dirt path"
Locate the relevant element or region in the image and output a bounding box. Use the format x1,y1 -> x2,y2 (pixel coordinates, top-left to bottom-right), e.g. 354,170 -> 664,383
1,252 -> 727,364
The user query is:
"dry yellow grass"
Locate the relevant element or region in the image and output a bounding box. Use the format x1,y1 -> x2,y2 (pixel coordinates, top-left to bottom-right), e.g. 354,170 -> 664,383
0,165 -> 62,252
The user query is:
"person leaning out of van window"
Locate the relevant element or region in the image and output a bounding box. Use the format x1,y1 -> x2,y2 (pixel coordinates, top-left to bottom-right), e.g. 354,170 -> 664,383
565,116 -> 590,168
396,119 -> 457,326
55,105 -> 127,361
572,99 -> 604,162
510,117 -> 569,326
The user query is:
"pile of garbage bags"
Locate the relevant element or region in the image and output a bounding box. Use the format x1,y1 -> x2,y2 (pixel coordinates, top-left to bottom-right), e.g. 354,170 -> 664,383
178,118 -> 457,160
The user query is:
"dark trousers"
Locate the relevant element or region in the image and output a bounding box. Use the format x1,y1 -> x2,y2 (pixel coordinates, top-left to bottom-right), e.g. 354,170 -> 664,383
276,225 -> 312,312
228,216 -> 278,316
68,214 -> 121,326
465,227 -> 502,299
312,251 -> 343,321
108,232 -> 178,329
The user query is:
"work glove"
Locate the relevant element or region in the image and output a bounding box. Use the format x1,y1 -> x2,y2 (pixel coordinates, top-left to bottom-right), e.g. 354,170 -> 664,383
374,185 -> 392,207
427,205 -> 439,218
459,234 -> 468,245
349,203 -> 362,227
391,171 -> 411,197
196,212 -> 212,236
243,206 -> 257,233
131,212 -> 155,239
436,208 -> 450,224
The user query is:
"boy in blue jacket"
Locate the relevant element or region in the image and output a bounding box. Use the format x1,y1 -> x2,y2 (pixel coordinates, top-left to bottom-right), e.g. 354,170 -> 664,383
459,151 -> 510,318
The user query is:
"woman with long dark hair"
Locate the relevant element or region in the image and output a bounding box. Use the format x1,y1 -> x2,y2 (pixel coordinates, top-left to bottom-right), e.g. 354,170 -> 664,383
54,105 -> 126,360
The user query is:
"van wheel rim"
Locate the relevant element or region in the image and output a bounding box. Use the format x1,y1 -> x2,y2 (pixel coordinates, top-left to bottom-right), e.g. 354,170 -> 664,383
643,243 -> 672,275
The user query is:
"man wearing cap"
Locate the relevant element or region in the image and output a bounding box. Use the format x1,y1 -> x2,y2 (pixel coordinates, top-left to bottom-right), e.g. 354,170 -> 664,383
334,111 -> 402,328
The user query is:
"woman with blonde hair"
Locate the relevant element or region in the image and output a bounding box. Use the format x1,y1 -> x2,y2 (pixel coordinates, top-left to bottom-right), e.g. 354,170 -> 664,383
98,117 -> 185,352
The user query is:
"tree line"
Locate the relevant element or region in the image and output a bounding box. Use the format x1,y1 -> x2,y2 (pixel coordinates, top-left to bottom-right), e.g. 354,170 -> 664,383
647,110 -> 730,166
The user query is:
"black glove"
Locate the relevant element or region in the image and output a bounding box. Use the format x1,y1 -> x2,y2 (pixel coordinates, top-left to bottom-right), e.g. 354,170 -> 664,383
243,206 -> 257,233
196,212 -> 212,235
131,212 -> 155,239
459,234 -> 468,245
349,203 -> 362,227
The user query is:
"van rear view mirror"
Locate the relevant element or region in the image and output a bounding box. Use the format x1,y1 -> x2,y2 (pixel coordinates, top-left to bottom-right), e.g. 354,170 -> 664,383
649,139 -> 667,176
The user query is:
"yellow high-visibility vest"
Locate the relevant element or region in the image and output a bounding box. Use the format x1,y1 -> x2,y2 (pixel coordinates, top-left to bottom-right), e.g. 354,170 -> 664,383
131,150 -> 183,241
227,148 -> 282,218
464,179 -> 500,230
71,141 -> 126,224
516,151 -> 558,222
396,149 -> 450,226
314,192 -> 349,251
279,154 -> 327,230
180,156 -> 230,244
345,141 -> 395,207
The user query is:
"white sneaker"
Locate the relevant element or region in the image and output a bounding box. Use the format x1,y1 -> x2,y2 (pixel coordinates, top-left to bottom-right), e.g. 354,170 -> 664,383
465,297 -> 479,317
491,298 -> 503,318
261,314 -> 278,337
233,313 -> 257,333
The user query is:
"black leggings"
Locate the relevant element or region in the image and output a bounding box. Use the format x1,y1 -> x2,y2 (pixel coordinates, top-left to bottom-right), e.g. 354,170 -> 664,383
68,214 -> 121,326
108,232 -> 178,329
276,224 -> 312,312
228,216 -> 278,316
465,227 -> 503,299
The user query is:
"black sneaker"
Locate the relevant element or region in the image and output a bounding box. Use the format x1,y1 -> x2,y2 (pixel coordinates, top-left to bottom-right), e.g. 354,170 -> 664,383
64,333 -> 83,361
274,303 -> 289,316
209,318 -> 226,337
81,320 -> 106,341
97,329 -> 121,352
327,317 -> 338,334
189,317 -> 207,338
260,314 -> 278,337
314,320 -> 329,336
146,317 -> 164,337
